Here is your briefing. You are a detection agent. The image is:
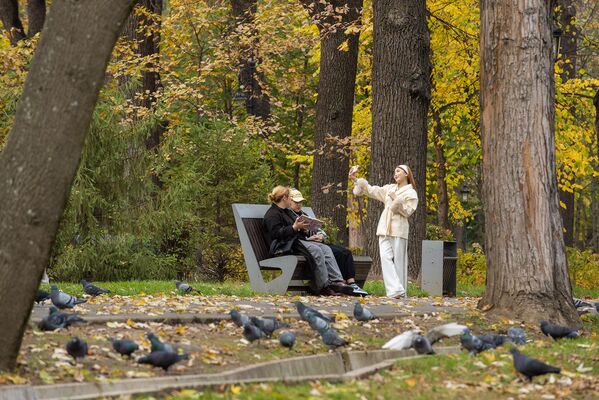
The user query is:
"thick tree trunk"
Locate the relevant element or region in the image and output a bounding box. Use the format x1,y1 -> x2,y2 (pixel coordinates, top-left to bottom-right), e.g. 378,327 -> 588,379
0,0 -> 134,371
367,0 -> 430,280
306,0 -> 362,246
231,0 -> 270,119
433,110 -> 449,229
556,0 -> 578,247
26,0 -> 45,37
478,0 -> 579,325
591,90 -> 599,253
0,0 -> 26,45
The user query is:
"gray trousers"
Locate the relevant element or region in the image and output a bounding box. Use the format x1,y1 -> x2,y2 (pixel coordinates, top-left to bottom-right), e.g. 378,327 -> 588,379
300,240 -> 344,292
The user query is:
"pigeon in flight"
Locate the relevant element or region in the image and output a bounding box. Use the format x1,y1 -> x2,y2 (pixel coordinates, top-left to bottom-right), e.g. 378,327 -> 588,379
383,322 -> 467,355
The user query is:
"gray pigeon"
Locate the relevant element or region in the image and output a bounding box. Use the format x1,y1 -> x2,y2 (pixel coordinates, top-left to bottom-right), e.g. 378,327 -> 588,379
66,336 -> 88,361
230,310 -> 251,327
110,338 -> 139,357
146,332 -> 176,353
507,327 -> 527,345
250,316 -> 289,337
510,348 -> 560,382
50,285 -> 86,309
460,328 -> 495,355
354,302 -> 376,322
138,351 -> 188,371
243,323 -> 265,343
279,331 -> 296,350
81,279 -> 111,296
295,301 -> 332,322
412,335 -> 434,355
38,306 -> 86,331
319,328 -> 347,349
307,314 -> 330,332
479,333 -> 508,347
540,320 -> 579,340
175,281 -> 200,294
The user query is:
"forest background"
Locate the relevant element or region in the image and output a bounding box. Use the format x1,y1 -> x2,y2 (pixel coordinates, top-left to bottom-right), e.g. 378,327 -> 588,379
0,0 -> 597,288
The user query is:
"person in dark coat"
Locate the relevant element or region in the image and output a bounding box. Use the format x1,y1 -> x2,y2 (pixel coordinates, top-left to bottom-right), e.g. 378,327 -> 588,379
288,188 -> 368,296
263,186 -> 354,296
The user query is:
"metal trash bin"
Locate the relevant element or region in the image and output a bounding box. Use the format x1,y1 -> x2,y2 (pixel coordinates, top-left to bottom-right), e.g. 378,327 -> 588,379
421,240 -> 457,297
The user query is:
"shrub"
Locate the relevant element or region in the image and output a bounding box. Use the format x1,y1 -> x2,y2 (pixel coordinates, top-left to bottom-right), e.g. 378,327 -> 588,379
426,224 -> 455,241
457,243 -> 486,286
567,247 -> 599,290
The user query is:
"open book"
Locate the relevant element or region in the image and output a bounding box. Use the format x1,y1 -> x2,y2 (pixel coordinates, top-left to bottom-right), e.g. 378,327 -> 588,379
298,215 -> 324,231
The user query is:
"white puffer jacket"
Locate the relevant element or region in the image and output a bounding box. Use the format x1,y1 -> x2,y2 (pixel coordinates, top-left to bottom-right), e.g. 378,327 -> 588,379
353,178 -> 418,239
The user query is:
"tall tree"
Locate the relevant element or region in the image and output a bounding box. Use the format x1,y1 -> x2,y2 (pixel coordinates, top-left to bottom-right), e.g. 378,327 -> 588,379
556,0 -> 578,246
0,0 -> 26,45
367,0 -> 430,279
0,0 -> 134,371
303,0 -> 362,246
231,0 -> 270,119
478,0 -> 580,325
592,90 -> 599,253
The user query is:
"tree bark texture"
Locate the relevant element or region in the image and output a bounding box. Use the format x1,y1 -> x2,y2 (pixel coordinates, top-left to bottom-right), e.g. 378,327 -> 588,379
592,90 -> 599,253
0,0 -> 134,371
305,0 -> 362,246
478,0 -> 580,325
556,0 -> 578,247
26,0 -> 46,37
367,0 -> 431,279
0,0 -> 26,45
231,0 -> 270,119
433,110 -> 449,229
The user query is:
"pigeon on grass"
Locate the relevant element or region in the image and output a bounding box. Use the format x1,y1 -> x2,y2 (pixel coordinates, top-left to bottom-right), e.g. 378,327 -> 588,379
50,285 -> 86,309
80,279 -> 111,296
510,348 -> 560,382
175,281 -> 201,294
383,322 -> 467,355
460,328 -> 496,355
147,332 -> 176,353
279,331 -> 296,350
38,306 -> 86,331
230,309 -> 251,327
540,321 -> 580,340
66,336 -> 88,362
307,314 -> 330,332
319,327 -> 348,350
250,316 -> 289,337
507,327 -> 527,345
110,338 -> 139,357
138,351 -> 188,371
354,302 -> 376,322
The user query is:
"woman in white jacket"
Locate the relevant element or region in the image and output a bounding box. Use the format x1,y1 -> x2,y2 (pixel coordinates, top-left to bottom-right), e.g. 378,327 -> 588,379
349,165 -> 418,298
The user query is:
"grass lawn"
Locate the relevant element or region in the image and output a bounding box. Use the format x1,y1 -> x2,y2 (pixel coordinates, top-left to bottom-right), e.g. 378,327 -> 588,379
40,280 -> 599,300
131,314 -> 599,399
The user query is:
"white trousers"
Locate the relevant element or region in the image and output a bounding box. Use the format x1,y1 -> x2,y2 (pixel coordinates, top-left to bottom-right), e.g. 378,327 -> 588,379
378,235 -> 408,298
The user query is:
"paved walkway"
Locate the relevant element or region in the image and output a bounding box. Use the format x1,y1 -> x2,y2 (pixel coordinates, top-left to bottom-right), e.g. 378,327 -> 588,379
30,294 -> 477,324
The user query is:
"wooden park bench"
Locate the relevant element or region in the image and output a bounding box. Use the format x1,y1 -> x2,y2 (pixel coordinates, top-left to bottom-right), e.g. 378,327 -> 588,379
232,203 -> 373,294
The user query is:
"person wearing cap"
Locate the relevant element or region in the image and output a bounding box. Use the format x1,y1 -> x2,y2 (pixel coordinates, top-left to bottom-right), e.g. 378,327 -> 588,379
262,186 -> 355,296
349,165 -> 418,299
288,188 -> 368,296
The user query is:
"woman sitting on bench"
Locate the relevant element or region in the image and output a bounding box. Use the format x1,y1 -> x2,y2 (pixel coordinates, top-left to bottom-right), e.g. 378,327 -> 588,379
263,186 -> 355,296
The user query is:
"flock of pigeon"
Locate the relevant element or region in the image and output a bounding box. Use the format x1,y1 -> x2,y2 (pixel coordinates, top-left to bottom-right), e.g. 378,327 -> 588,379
34,280 -> 586,382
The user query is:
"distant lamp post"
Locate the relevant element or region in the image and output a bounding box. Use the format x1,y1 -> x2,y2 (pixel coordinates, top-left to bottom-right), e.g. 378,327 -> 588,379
552,27 -> 562,62
459,186 -> 471,251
